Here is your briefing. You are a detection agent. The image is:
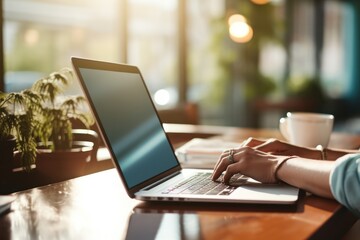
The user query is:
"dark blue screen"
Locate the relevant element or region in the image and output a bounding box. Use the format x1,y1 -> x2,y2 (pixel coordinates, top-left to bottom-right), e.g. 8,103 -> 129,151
79,68 -> 179,188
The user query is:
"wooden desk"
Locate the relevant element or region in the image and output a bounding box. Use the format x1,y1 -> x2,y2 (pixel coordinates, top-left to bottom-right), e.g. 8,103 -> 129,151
0,124 -> 359,239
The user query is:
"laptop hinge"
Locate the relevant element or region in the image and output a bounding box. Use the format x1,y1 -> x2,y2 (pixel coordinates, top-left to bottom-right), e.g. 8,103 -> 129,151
143,171 -> 181,191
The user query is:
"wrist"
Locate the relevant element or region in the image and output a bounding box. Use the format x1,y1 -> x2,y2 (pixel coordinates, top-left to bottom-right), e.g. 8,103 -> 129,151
274,156 -> 297,182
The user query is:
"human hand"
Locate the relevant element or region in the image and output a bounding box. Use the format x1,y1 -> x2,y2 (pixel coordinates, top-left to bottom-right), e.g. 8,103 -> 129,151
242,137 -> 322,160
211,146 -> 294,184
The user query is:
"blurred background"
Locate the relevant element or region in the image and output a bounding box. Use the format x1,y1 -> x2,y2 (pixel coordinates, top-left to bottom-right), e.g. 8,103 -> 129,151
1,0 -> 359,131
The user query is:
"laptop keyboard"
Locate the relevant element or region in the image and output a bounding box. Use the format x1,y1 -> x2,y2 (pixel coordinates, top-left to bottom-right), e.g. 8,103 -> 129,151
162,172 -> 248,196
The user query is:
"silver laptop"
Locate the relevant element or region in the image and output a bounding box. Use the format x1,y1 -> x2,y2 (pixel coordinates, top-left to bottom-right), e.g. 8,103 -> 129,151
72,57 -> 299,204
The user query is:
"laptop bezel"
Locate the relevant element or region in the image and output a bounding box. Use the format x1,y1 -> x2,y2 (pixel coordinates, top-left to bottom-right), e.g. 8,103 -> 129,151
71,57 -> 182,198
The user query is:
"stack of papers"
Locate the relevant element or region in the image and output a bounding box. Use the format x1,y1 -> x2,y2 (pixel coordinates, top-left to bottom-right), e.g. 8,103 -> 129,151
175,138 -> 240,169
0,195 -> 16,215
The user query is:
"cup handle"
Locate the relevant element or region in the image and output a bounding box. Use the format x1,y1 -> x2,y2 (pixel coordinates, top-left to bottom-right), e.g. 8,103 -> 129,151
279,117 -> 289,141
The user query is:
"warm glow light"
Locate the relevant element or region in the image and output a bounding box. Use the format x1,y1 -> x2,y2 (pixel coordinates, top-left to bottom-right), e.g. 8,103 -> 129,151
229,21 -> 253,43
154,89 -> 170,106
228,14 -> 246,26
229,22 -> 250,38
251,0 -> 270,5
228,14 -> 253,43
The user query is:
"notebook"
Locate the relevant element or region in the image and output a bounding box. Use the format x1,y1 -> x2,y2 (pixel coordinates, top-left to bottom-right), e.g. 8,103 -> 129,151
71,57 -> 299,204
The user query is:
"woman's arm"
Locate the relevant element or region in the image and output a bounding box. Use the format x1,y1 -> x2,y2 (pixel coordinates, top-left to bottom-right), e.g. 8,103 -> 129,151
243,138 -> 358,160
276,157 -> 335,198
212,146 -> 336,198
212,142 -> 360,217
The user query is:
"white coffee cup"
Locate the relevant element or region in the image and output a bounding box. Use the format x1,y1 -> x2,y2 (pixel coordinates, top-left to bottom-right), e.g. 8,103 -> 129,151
279,112 -> 334,148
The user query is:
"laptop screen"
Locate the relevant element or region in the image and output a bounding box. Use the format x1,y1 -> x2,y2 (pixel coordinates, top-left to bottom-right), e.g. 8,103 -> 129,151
77,66 -> 179,189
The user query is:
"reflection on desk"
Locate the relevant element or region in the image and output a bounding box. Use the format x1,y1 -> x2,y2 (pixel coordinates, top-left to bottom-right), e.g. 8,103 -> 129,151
126,212 -> 201,240
1,170 -> 134,240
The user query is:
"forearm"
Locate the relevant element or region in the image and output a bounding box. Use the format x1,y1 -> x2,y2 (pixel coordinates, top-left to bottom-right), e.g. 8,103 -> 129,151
298,147 -> 358,161
277,157 -> 336,198
326,148 -> 359,160
299,147 -> 357,161
244,137 -> 359,161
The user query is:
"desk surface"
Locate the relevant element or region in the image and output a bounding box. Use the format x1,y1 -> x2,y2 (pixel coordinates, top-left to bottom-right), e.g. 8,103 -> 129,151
1,124 -> 359,239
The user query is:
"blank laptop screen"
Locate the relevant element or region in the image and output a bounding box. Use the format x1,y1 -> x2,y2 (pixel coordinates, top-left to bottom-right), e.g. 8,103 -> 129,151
78,68 -> 179,188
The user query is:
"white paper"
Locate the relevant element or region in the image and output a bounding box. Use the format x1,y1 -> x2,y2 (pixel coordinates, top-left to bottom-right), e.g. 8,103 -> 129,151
175,138 -> 240,168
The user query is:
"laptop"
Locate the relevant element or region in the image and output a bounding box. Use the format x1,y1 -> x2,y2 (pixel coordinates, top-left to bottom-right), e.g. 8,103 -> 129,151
71,57 -> 299,204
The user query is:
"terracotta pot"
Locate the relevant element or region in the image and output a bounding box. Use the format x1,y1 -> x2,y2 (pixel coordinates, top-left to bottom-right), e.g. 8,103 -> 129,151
36,140 -> 94,181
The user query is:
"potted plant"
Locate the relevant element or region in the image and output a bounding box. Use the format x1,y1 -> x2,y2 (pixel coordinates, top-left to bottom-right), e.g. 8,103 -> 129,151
32,68 -> 94,150
0,89 -> 43,193
1,68 -> 97,181
31,68 -> 96,180
0,89 -> 42,172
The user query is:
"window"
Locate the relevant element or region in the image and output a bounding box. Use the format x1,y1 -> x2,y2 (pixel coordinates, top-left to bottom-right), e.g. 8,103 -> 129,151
2,0 -> 359,127
127,0 -> 178,106
4,0 -> 122,93
187,0 -> 226,125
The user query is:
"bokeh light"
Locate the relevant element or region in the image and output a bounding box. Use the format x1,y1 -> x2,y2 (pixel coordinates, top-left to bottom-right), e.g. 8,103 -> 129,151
228,14 -> 246,26
251,0 -> 270,5
154,89 -> 170,106
228,14 -> 253,43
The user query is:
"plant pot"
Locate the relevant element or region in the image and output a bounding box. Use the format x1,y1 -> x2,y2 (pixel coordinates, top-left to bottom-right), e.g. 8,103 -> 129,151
0,136 -> 16,191
36,140 -> 94,181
